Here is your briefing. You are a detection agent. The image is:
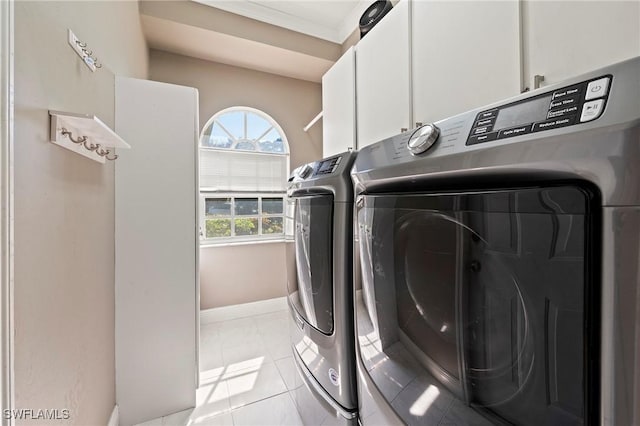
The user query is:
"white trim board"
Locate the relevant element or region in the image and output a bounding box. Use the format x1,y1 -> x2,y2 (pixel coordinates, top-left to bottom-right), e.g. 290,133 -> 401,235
107,405 -> 118,426
200,296 -> 287,324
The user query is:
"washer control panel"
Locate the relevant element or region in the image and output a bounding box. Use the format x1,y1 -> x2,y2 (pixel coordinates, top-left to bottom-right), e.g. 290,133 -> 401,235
466,75 -> 612,145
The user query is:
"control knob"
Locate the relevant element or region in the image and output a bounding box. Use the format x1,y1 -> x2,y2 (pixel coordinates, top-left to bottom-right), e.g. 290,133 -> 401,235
407,123 -> 440,155
298,164 -> 313,179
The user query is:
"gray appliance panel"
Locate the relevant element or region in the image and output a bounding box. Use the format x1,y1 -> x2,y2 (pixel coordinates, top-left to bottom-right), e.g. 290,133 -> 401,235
353,57 -> 640,207
287,151 -> 358,413
352,57 -> 640,426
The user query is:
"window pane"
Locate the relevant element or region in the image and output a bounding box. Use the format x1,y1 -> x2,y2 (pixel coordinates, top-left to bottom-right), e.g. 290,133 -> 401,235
217,111 -> 244,139
247,112 -> 271,140
235,141 -> 257,151
259,128 -> 285,153
203,123 -> 232,148
262,217 -> 283,234
262,198 -> 283,214
235,218 -> 258,236
206,219 -> 231,238
206,198 -> 231,216
235,198 -> 258,215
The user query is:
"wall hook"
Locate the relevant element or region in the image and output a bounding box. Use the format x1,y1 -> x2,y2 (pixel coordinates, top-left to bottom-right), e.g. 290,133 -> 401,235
83,140 -> 100,151
96,147 -> 118,161
60,127 -> 87,144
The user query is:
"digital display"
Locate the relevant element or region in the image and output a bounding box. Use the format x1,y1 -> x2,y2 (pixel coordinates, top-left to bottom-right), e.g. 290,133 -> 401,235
493,95 -> 552,130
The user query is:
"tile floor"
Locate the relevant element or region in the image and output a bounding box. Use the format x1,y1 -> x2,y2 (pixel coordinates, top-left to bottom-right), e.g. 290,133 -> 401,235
136,308 -> 303,426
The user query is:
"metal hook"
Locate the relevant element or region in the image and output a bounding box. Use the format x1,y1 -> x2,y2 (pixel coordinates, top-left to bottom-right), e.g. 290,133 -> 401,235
105,152 -> 118,161
95,147 -> 118,161
83,140 -> 99,151
60,128 -> 87,144
75,40 -> 87,48
96,147 -> 109,157
94,60 -> 102,69
82,48 -> 93,56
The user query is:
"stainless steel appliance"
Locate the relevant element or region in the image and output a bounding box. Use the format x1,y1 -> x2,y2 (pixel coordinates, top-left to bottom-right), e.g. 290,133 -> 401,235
286,151 -> 358,425
352,57 -> 640,425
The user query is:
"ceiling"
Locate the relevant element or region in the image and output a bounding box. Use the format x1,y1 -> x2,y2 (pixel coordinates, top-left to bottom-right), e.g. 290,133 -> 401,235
192,0 -> 370,43
140,0 -> 369,82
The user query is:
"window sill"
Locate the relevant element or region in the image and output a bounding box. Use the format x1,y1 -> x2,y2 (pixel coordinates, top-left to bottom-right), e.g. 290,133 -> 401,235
200,238 -> 287,249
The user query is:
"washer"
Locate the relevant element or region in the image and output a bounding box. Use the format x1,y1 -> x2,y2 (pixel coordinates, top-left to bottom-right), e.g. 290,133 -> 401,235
352,57 -> 640,425
286,151 -> 358,425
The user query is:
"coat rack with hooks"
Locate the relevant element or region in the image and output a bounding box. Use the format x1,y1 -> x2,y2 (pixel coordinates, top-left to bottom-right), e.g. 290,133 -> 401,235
49,110 -> 131,163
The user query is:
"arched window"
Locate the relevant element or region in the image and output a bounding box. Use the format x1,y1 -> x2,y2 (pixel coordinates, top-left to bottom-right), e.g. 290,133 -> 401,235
199,107 -> 289,244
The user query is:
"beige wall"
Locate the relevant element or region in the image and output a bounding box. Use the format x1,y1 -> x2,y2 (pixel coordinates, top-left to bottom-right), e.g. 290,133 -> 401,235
14,2 -> 147,425
149,49 -> 321,310
149,49 -> 322,169
342,28 -> 360,54
200,243 -> 286,309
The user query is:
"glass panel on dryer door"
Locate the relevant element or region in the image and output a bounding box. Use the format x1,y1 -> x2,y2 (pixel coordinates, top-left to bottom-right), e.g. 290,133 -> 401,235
289,195 -> 334,334
355,186 -> 593,426
461,187 -> 590,426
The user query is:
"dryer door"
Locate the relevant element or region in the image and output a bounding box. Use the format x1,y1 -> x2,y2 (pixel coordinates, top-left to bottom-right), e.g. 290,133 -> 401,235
355,185 -> 598,426
288,193 -> 334,334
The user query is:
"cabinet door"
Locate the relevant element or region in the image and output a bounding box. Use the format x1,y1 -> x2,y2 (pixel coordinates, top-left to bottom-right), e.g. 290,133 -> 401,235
115,77 -> 198,426
412,0 -> 521,124
523,1 -> 640,88
356,0 -> 411,149
322,47 -> 356,157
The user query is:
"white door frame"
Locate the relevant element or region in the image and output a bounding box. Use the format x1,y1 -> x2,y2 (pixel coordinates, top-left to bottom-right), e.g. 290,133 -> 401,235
0,0 -> 15,423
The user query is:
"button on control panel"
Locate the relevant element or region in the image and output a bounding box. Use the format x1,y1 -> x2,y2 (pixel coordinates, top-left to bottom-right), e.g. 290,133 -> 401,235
466,74 -> 611,146
585,77 -> 610,100
580,99 -> 605,122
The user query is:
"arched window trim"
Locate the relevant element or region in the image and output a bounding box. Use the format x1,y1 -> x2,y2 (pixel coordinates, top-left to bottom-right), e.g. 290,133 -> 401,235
199,106 -> 290,156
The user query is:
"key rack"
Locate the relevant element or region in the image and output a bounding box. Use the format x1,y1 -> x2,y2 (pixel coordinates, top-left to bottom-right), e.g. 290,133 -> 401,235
49,110 -> 131,163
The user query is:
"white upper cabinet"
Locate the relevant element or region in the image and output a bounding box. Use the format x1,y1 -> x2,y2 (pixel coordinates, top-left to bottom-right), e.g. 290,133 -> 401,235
322,47 -> 356,158
412,0 -> 521,124
356,0 -> 411,149
522,1 -> 640,89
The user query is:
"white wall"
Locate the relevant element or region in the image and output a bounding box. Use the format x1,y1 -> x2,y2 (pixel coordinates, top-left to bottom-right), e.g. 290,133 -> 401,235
13,2 -> 147,424
115,78 -> 198,426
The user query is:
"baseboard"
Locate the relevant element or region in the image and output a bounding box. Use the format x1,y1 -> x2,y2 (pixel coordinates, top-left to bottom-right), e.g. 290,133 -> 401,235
108,405 -> 119,426
200,296 -> 287,324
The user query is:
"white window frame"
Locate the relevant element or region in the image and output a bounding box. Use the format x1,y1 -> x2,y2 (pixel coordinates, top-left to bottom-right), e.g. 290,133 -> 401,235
198,107 -> 290,246
199,193 -> 286,246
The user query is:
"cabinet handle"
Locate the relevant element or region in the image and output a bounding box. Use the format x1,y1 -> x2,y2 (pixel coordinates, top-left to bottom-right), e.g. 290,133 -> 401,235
401,128 -> 408,133
534,74 -> 545,89
415,122 -> 423,128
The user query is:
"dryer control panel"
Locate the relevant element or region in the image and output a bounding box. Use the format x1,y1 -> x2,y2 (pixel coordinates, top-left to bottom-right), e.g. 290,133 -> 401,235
313,155 -> 342,177
467,75 -> 612,145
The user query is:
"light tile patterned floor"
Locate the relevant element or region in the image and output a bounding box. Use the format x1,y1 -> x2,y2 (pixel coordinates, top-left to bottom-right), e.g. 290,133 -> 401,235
135,308 -> 303,426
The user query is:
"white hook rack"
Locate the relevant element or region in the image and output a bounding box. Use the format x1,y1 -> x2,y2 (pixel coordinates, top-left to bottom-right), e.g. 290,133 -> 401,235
49,110 -> 130,163
67,29 -> 102,72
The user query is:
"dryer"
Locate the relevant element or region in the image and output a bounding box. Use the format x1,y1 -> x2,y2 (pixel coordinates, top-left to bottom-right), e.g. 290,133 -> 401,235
352,57 -> 640,425
286,151 -> 358,425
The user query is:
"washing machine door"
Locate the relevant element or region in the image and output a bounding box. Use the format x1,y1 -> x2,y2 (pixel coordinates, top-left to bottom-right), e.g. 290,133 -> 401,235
287,192 -> 334,334
355,185 -> 599,426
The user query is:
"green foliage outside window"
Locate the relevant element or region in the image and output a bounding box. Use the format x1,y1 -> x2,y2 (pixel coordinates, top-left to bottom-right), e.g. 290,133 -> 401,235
206,219 -> 231,238
262,217 -> 283,234
235,218 -> 258,236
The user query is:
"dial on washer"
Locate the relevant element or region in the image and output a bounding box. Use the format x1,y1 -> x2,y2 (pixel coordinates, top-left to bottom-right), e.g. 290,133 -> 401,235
407,124 -> 440,155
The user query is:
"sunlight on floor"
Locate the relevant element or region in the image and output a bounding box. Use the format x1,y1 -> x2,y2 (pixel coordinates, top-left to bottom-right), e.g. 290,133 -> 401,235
134,308 -> 302,426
